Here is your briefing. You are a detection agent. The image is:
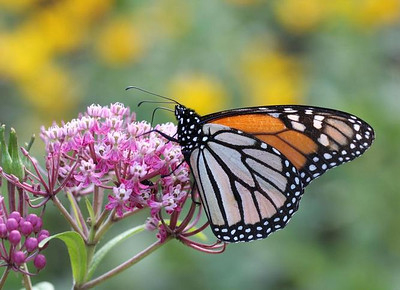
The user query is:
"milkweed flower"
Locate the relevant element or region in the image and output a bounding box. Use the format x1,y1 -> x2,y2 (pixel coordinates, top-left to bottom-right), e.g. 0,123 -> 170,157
39,103 -> 221,251
1,102 -> 225,281
0,102 -> 225,289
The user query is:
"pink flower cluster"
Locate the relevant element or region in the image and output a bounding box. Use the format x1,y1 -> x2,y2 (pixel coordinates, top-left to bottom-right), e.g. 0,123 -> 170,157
40,103 -> 191,230
0,203 -> 48,273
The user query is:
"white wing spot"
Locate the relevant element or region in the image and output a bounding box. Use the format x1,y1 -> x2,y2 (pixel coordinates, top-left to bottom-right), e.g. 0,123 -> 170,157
292,122 -> 306,132
288,114 -> 300,121
318,134 -> 329,146
313,120 -> 323,129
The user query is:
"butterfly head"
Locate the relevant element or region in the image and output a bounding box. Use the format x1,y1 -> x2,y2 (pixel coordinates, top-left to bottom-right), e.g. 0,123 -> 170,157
175,105 -> 203,159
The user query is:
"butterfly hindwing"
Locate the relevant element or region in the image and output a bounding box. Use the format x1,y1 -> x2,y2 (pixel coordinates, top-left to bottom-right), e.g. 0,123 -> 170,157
188,123 -> 304,242
204,105 -> 375,187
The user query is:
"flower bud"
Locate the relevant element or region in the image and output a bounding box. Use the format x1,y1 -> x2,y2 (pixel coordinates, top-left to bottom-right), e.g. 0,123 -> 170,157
33,218 -> 43,233
0,224 -> 7,238
6,218 -> 18,231
9,211 -> 21,222
38,229 -> 49,238
26,214 -> 38,226
34,254 -> 46,270
13,251 -> 26,265
20,221 -> 33,236
37,230 -> 50,249
25,237 -> 38,252
9,230 -> 21,245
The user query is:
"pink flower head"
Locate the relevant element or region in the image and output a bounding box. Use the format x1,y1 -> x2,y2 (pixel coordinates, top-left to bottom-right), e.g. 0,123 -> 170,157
36,103 -> 218,248
74,159 -> 103,187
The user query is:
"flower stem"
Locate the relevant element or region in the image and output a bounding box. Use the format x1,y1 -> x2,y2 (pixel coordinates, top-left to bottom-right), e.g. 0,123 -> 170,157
77,239 -> 171,289
21,264 -> 33,290
7,181 -> 15,212
93,210 -> 115,243
0,267 -> 10,289
51,195 -> 86,238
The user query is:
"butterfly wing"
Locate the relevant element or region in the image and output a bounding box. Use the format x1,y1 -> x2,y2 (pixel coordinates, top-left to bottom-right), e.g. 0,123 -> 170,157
203,105 -> 375,186
189,123 -> 303,242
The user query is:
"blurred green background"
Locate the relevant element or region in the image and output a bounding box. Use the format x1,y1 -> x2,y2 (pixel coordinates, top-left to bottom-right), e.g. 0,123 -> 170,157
1,0 -> 399,289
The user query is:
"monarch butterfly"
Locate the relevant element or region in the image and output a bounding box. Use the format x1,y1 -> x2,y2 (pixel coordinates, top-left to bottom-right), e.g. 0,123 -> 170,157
130,87 -> 375,243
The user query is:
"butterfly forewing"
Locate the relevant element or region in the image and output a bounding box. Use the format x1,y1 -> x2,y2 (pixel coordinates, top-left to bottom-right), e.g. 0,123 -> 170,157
189,124 -> 303,243
205,105 -> 375,187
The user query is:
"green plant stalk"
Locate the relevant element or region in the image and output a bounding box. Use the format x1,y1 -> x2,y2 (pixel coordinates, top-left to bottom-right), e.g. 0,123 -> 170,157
21,264 -> 32,290
0,267 -> 10,289
77,238 -> 171,290
51,195 -> 86,238
66,191 -> 88,238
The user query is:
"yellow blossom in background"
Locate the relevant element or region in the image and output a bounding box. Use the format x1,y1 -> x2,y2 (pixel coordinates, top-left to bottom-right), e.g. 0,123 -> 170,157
225,0 -> 261,6
0,0 -> 37,12
96,18 -> 145,66
19,64 -> 78,118
0,0 -> 114,118
64,0 -> 113,21
168,74 -> 228,115
239,43 -> 304,105
137,0 -> 192,39
0,30 -> 51,79
274,0 -> 327,34
275,0 -> 400,34
331,0 -> 400,30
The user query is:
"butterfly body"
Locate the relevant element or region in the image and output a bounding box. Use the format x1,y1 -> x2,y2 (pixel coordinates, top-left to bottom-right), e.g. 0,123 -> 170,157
173,104 -> 375,243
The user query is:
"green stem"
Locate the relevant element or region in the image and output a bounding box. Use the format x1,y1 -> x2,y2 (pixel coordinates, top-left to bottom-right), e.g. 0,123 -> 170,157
21,264 -> 32,290
51,195 -> 86,238
78,238 -> 171,289
0,267 -> 10,289
7,181 -> 15,212
93,210 -> 115,243
66,191 -> 89,238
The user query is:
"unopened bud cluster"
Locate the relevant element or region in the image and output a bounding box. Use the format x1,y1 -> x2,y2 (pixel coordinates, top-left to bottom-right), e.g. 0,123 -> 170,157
0,209 -> 48,271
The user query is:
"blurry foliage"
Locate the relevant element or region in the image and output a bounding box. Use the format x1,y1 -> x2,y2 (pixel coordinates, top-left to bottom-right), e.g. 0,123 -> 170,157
0,0 -> 399,289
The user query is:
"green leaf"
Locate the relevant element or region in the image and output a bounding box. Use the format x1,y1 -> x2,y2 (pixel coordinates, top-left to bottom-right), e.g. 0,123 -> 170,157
39,231 -> 87,284
85,197 -> 95,226
88,224 -> 145,279
0,125 -> 12,173
66,191 -> 84,232
9,128 -> 24,180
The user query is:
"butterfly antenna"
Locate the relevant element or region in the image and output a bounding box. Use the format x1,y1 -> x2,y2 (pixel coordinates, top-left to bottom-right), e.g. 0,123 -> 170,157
151,106 -> 174,126
126,86 -> 181,105
137,100 -> 176,107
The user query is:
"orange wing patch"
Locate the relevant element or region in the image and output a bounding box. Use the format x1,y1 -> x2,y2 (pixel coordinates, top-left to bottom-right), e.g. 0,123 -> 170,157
210,114 -> 318,169
210,114 -> 286,134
